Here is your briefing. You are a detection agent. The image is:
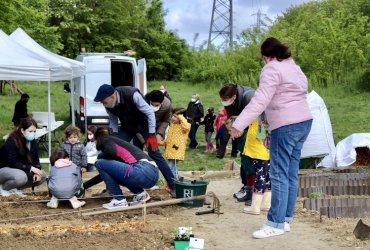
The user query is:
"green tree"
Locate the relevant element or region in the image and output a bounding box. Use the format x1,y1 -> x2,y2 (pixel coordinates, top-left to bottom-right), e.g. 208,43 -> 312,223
0,0 -> 62,52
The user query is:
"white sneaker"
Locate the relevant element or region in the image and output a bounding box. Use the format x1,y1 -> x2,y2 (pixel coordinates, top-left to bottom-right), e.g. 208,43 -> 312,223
69,196 -> 86,209
0,185 -> 11,197
102,198 -> 128,210
253,225 -> 285,239
284,222 -> 291,232
47,196 -> 59,209
132,192 -> 150,204
8,188 -> 26,197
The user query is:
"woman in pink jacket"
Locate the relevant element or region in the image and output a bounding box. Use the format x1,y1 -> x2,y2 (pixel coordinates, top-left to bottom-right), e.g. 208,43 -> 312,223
230,37 -> 312,239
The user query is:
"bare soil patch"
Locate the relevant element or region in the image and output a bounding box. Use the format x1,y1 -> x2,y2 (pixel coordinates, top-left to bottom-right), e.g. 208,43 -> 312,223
0,172 -> 369,250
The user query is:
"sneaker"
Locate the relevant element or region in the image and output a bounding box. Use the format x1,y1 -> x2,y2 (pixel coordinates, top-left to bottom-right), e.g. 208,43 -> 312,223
233,186 -> 246,199
102,198 -> 128,210
69,196 -> 86,209
47,196 -> 59,209
132,192 -> 150,204
284,222 -> 291,232
8,188 -> 26,197
253,225 -> 285,239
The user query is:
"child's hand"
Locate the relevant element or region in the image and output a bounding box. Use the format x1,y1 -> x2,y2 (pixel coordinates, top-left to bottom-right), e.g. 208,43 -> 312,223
81,167 -> 87,173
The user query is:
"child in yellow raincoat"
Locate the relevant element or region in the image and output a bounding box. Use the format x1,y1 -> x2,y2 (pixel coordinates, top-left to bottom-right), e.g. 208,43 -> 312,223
159,108 -> 191,179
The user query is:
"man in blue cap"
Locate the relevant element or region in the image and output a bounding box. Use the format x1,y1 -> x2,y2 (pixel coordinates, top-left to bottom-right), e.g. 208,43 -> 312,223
85,84 -> 175,194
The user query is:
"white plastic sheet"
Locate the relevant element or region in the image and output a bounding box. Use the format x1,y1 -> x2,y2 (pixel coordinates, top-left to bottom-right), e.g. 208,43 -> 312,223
335,133 -> 370,167
301,91 -> 336,167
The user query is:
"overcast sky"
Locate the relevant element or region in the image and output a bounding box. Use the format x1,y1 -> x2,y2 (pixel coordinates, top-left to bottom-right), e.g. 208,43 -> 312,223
162,0 -> 312,47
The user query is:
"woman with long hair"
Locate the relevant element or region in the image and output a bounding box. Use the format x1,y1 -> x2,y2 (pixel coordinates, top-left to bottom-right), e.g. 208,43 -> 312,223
0,118 -> 47,196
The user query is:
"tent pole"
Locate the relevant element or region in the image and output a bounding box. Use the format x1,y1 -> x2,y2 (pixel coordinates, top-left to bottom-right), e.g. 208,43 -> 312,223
70,79 -> 75,126
47,80 -> 51,171
84,76 -> 87,133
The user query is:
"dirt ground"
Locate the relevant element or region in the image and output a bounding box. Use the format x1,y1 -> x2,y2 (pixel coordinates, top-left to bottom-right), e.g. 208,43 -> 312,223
0,172 -> 369,250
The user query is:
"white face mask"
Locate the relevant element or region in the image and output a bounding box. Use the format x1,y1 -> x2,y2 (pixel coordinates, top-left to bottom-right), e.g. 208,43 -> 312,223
160,89 -> 166,93
191,98 -> 196,102
221,100 -> 234,107
88,134 -> 94,140
150,104 -> 161,112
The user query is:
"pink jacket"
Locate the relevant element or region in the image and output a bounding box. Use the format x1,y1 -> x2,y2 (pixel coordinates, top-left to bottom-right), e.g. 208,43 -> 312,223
233,58 -> 312,132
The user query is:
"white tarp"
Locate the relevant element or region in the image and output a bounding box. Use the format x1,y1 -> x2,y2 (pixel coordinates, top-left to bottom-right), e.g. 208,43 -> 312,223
301,90 -> 336,167
335,133 -> 370,167
0,31 -> 50,81
10,28 -> 85,78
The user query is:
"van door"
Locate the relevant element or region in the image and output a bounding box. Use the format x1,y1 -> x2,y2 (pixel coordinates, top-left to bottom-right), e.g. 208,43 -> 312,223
111,60 -> 134,88
137,58 -> 147,94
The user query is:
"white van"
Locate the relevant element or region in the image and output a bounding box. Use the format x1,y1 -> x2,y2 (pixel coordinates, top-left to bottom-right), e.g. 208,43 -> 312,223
71,53 -> 147,130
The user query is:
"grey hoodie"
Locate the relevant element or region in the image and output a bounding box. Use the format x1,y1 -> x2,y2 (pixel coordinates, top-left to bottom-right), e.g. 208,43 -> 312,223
48,159 -> 81,199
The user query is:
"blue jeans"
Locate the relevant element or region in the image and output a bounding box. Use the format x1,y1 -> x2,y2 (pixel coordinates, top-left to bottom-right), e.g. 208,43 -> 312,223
95,159 -> 159,200
205,132 -> 213,144
168,159 -> 178,179
188,123 -> 199,149
116,127 -> 175,189
266,120 -> 312,229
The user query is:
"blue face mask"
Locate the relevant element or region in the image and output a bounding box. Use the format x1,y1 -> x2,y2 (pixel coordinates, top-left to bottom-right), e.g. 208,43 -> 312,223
24,131 -> 36,141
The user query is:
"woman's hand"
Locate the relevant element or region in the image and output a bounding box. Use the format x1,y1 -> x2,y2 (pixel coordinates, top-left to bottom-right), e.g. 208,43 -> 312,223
230,127 -> 243,139
33,174 -> 41,182
31,166 -> 42,176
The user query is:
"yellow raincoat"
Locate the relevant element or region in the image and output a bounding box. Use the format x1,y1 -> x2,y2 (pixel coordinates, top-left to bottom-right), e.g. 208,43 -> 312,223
243,118 -> 269,160
160,114 -> 191,161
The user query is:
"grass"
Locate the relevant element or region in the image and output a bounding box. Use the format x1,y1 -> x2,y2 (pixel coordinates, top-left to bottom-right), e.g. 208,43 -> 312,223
1,80 -> 370,172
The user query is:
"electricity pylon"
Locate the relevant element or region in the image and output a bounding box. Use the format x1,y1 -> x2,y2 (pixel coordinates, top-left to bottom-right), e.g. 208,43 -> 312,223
208,0 -> 233,50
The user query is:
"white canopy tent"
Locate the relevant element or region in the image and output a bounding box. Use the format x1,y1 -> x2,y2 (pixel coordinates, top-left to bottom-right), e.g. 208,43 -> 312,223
1,28 -> 85,162
10,28 -> 86,126
0,32 -> 50,81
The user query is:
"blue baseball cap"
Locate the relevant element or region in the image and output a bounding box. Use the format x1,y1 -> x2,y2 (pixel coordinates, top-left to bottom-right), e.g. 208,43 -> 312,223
94,84 -> 115,102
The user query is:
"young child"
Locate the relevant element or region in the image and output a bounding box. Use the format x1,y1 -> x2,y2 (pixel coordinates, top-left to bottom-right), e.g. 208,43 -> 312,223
200,107 -> 216,152
60,125 -> 88,173
242,113 -> 271,215
85,125 -> 98,157
159,108 -> 191,179
47,149 -> 86,209
214,107 -> 228,157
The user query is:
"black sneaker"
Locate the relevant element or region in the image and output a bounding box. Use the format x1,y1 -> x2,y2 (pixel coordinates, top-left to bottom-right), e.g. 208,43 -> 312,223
236,186 -> 252,202
233,186 -> 247,199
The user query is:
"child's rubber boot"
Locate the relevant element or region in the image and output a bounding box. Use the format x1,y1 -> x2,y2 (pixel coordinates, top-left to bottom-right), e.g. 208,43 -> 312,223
69,196 -> 86,209
243,193 -> 263,215
47,196 -> 59,209
260,191 -> 271,212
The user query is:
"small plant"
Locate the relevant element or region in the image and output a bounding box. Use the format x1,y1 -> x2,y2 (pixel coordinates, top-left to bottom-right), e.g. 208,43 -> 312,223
309,192 -> 325,199
174,227 -> 194,241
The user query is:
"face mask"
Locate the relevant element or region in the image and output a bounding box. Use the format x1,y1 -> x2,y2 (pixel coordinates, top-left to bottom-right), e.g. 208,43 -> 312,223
221,100 -> 234,107
191,98 -> 196,102
104,100 -> 116,109
160,89 -> 165,93
150,104 -> 161,112
88,134 -> 94,140
24,131 -> 36,141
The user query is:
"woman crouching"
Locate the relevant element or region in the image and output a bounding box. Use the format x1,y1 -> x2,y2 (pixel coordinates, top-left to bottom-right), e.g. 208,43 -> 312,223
94,127 -> 159,209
